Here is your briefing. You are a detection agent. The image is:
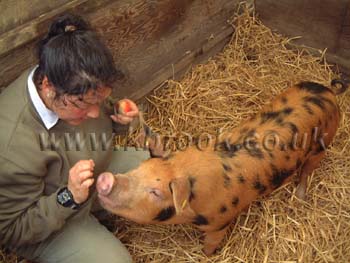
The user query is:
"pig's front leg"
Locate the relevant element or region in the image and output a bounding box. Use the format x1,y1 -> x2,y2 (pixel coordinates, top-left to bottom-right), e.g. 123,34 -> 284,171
202,227 -> 229,256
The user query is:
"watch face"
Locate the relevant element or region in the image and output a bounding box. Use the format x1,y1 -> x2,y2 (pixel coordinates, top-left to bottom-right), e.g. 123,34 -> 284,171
57,188 -> 73,206
59,192 -> 70,202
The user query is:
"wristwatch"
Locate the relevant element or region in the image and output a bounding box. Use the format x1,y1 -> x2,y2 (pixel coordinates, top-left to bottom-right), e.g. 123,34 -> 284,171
57,187 -> 80,210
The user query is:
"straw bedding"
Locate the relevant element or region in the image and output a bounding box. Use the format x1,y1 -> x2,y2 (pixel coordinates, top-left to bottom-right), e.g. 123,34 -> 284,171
1,8 -> 349,263
114,9 -> 350,263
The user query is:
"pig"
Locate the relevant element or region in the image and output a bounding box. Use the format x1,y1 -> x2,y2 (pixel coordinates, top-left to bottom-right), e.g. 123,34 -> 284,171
96,80 -> 348,256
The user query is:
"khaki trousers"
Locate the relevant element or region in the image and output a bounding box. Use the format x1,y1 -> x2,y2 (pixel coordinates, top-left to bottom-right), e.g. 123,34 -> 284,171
16,148 -> 150,263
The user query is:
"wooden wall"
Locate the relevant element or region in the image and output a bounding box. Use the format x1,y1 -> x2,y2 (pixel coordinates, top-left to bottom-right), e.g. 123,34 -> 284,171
0,0 -> 238,99
3,0 -> 348,99
255,0 -> 350,75
0,0 -> 71,35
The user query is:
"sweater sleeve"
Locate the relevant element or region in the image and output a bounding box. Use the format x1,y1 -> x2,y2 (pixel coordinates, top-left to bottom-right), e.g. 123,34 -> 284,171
0,157 -> 77,249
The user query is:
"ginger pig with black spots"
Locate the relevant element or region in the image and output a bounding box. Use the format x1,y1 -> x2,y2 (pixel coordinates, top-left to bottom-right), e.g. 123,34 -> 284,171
96,80 -> 348,256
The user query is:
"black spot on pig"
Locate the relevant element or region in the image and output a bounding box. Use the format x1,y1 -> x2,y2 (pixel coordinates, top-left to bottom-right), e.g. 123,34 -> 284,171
270,165 -> 295,188
232,197 -> 240,206
261,111 -> 280,124
303,104 -> 314,115
283,107 -> 294,115
297,82 -> 331,94
269,152 -> 275,159
260,108 -> 293,124
246,147 -> 264,159
154,206 -> 175,221
310,127 -> 324,150
162,153 -> 175,161
220,205 -> 227,213
281,97 -> 288,104
296,159 -> 303,169
156,178 -> 161,181
243,134 -> 264,159
223,173 -> 231,188
313,140 -> 327,154
304,96 -> 325,110
285,155 -> 291,161
280,143 -> 287,151
216,140 -> 242,158
246,129 -> 257,137
253,179 -> 267,194
189,176 -> 196,202
320,96 -> 337,110
275,117 -> 284,125
288,133 -> 300,150
222,163 -> 232,172
193,215 -> 209,225
283,122 -> 299,135
238,174 -> 246,183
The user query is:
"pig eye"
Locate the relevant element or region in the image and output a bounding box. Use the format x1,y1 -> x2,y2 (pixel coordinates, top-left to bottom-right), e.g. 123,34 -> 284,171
150,189 -> 160,197
148,188 -> 164,200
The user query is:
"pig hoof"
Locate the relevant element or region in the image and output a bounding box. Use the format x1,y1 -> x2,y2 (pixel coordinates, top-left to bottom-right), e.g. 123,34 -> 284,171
203,246 -> 217,256
295,188 -> 306,200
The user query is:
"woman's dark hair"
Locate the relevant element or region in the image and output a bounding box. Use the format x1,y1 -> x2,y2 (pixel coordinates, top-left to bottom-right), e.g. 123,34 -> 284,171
35,13 -> 122,98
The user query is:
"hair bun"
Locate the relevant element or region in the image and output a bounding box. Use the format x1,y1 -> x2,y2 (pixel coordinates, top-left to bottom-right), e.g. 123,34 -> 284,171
37,13 -> 91,60
47,13 -> 90,38
64,25 -> 77,32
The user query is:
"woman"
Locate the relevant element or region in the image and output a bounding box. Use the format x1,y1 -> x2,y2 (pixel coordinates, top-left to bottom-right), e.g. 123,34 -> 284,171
0,14 -> 151,262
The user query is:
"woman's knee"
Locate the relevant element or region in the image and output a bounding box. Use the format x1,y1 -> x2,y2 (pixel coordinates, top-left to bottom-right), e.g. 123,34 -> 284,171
36,215 -> 133,263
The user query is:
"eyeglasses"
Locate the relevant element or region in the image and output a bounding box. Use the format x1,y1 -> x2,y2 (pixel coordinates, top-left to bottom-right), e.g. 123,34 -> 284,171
61,88 -> 111,110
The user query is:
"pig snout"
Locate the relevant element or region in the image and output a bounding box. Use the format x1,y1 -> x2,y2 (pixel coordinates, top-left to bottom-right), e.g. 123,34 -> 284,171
96,172 -> 115,196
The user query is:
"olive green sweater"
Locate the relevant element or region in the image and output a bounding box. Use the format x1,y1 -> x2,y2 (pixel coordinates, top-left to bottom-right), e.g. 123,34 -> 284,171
0,69 -> 123,249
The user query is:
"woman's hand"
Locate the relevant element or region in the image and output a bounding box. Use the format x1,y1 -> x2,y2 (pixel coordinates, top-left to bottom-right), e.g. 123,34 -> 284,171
67,159 -> 95,204
110,99 -> 139,125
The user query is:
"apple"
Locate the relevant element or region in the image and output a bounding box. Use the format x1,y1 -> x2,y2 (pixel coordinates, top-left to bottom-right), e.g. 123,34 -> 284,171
118,100 -> 132,114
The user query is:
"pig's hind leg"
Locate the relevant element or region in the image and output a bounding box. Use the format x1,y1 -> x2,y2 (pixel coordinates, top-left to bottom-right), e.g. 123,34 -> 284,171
295,151 -> 326,200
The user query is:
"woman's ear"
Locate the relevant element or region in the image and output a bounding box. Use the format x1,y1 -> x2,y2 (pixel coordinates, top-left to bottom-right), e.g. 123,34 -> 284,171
41,76 -> 56,98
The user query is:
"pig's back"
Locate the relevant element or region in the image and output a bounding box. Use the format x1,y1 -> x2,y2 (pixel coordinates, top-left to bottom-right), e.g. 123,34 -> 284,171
216,82 -> 340,201
168,82 -> 341,231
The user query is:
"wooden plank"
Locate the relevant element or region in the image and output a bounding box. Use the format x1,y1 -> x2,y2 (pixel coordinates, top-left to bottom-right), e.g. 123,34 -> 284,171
335,3 -> 350,61
0,0 -> 238,99
0,0 -> 71,35
286,42 -> 350,78
255,0 -> 349,53
91,0 -> 236,99
126,27 -> 234,101
0,0 -> 113,57
255,0 -> 350,74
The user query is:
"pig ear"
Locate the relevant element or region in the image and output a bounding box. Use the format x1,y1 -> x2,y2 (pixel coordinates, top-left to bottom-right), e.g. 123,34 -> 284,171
169,177 -> 194,215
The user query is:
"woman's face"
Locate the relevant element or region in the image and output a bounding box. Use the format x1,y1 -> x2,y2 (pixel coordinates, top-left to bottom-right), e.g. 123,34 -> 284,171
53,86 -> 112,126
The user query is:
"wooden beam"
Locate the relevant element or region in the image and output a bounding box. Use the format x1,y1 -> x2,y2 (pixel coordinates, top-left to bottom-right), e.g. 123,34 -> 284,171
255,0 -> 350,74
126,27 -> 233,101
336,3 -> 350,60
1,0 -> 238,97
0,0 -> 72,35
256,0 -> 348,53
89,0 -> 237,99
0,0 -> 112,57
